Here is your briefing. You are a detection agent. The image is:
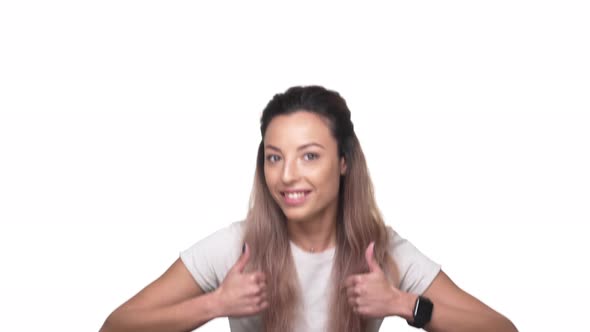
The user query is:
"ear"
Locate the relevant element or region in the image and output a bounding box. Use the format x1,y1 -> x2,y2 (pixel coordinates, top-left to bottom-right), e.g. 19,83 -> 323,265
340,156 -> 347,175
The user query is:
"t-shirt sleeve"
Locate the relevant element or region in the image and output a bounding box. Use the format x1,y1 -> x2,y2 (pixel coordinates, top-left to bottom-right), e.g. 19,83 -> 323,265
179,221 -> 245,293
387,226 -> 442,295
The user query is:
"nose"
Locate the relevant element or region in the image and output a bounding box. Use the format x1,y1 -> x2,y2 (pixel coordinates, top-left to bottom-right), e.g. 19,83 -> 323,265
281,158 -> 300,184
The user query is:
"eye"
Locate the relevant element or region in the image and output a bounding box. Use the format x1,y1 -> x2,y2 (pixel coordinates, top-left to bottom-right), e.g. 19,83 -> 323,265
266,154 -> 281,163
303,152 -> 318,161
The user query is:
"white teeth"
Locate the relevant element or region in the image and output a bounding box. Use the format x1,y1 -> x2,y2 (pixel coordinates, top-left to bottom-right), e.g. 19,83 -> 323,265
286,192 -> 306,199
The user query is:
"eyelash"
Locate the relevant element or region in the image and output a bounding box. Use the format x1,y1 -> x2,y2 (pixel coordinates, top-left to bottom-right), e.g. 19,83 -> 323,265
265,153 -> 319,163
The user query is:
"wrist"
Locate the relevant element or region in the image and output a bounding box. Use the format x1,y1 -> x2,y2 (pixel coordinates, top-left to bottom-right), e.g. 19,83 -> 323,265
395,291 -> 418,321
201,290 -> 225,319
405,295 -> 434,329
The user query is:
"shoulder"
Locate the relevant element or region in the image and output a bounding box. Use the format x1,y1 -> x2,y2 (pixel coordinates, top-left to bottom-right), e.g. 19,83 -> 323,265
384,225 -> 429,259
179,220 -> 246,292
384,225 -> 442,294
189,220 -> 245,246
384,225 -> 412,254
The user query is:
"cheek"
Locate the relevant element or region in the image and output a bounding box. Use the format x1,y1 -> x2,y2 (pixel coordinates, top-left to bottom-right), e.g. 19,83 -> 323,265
312,165 -> 341,194
263,167 -> 274,187
264,166 -> 282,197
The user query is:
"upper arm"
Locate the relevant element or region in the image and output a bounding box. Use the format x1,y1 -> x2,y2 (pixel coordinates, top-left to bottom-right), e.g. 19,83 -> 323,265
117,258 -> 205,311
422,269 -> 500,315
111,222 -> 241,312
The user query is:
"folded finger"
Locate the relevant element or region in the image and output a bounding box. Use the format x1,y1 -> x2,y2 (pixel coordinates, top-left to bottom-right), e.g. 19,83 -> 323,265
346,287 -> 356,298
344,276 -> 356,288
255,272 -> 266,283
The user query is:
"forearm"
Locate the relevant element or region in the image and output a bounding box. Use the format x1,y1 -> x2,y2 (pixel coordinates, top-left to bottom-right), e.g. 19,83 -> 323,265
398,293 -> 518,332
100,292 -> 221,332
423,299 -> 517,332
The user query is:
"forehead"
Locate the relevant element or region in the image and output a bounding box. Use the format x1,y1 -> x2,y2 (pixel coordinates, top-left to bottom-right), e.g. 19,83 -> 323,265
264,111 -> 335,148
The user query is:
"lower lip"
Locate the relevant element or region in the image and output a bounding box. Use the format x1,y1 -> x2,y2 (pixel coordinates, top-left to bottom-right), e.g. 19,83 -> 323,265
281,191 -> 311,206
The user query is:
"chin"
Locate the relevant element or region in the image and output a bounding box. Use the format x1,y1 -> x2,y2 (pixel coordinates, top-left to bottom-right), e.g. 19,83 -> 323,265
282,209 -> 310,223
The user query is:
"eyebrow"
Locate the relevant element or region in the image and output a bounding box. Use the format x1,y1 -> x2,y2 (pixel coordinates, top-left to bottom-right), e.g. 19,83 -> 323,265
265,143 -> 326,152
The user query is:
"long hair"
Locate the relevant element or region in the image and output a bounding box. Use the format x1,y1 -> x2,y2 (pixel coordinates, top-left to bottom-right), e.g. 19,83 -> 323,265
242,86 -> 399,332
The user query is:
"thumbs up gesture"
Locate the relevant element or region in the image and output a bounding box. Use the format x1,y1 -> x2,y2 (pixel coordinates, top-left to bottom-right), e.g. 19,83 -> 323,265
343,242 -> 404,318
214,243 -> 268,317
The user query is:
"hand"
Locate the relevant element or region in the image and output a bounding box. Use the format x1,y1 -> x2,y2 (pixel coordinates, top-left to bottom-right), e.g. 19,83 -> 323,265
214,243 -> 268,317
344,241 -> 405,318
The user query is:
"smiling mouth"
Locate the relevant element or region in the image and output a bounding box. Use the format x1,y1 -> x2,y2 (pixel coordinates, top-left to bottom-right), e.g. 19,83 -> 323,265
280,191 -> 311,206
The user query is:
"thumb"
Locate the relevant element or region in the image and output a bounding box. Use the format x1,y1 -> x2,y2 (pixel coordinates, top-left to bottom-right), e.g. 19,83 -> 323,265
365,241 -> 381,273
231,242 -> 251,274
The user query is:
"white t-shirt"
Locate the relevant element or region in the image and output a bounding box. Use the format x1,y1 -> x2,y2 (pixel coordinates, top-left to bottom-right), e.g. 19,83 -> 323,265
180,221 -> 441,332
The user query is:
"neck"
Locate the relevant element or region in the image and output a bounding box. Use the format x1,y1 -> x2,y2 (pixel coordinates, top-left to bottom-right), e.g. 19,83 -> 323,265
286,211 -> 338,253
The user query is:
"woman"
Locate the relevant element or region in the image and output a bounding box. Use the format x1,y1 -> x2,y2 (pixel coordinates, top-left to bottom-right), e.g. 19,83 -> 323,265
100,86 -> 518,332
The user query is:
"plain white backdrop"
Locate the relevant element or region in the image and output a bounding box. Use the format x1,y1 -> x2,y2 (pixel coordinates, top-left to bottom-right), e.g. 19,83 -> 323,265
1,1 -> 588,331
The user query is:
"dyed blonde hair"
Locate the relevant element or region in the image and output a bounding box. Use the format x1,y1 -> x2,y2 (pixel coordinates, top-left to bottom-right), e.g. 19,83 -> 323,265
242,86 -> 399,331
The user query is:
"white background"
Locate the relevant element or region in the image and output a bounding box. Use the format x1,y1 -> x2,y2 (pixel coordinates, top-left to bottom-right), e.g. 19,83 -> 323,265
1,1 -> 589,331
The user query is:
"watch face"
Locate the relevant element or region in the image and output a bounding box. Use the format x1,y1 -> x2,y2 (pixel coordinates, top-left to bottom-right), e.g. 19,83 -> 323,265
410,296 -> 433,328
418,297 -> 433,318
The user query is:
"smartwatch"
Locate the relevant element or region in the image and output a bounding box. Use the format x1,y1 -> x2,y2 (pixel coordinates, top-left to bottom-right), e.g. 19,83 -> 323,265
407,295 -> 433,329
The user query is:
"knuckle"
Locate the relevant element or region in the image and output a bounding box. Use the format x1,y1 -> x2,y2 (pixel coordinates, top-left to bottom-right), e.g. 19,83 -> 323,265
354,285 -> 362,295
249,285 -> 260,295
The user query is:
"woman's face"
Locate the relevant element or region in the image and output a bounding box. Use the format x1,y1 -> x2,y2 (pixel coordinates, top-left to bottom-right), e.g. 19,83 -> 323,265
263,111 -> 347,224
